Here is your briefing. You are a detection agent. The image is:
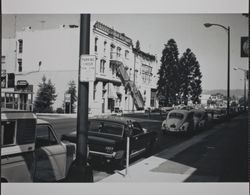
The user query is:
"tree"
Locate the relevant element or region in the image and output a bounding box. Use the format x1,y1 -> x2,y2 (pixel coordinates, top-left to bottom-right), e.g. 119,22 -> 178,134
135,40 -> 141,51
34,75 -> 57,113
179,48 -> 192,104
65,80 -> 77,113
179,49 -> 202,104
157,39 -> 180,106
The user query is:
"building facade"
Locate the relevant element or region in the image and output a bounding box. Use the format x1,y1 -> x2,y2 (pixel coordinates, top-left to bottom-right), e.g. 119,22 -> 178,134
2,20 -> 159,114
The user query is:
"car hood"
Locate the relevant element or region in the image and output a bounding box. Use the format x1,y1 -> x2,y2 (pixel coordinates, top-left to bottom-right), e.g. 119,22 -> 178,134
61,132 -> 123,147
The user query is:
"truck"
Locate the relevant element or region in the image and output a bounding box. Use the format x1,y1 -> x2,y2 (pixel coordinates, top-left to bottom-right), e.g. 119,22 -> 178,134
1,109 -> 75,182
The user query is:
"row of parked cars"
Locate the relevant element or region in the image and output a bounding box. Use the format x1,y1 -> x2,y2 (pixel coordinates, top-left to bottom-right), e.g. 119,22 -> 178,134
161,108 -> 208,135
2,105 -> 244,182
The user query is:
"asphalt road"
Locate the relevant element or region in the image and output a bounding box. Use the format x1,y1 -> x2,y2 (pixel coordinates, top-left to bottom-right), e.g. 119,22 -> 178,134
38,112 -> 247,182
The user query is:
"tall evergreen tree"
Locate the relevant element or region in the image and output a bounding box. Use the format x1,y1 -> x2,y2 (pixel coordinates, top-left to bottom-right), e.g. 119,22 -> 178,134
34,75 -> 57,113
189,52 -> 202,104
179,48 -> 193,104
179,48 -> 202,104
157,39 -> 179,106
66,80 -> 77,113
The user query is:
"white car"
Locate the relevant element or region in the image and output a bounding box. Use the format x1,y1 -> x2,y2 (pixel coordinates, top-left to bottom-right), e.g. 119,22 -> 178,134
161,109 -> 196,135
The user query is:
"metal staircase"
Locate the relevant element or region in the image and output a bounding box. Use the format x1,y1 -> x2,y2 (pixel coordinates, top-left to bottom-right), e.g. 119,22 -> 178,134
116,63 -> 144,110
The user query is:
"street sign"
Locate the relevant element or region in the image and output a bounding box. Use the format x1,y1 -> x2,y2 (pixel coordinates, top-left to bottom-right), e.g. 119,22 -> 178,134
65,93 -> 71,103
241,37 -> 249,57
80,55 -> 96,82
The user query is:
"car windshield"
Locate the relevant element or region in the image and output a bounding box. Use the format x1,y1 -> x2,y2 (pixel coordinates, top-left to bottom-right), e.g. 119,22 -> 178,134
89,120 -> 124,137
169,113 -> 184,120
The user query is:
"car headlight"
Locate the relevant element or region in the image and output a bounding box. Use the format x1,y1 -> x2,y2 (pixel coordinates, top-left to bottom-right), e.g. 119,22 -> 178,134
105,146 -> 114,153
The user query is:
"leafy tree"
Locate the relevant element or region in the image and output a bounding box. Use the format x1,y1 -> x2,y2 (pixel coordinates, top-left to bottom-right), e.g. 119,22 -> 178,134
157,39 -> 180,106
65,80 -> 77,113
34,75 -> 57,113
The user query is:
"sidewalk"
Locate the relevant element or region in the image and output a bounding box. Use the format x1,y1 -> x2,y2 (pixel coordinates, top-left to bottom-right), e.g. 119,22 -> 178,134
100,114 -> 247,182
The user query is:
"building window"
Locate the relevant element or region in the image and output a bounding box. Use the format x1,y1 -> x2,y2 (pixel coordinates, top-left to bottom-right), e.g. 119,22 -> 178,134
104,41 -> 107,53
110,44 -> 115,59
1,56 -> 6,66
125,50 -> 129,59
100,59 -> 106,73
18,39 -> 23,53
117,47 -> 121,57
93,82 -> 97,100
94,37 -> 98,52
18,58 -> 22,72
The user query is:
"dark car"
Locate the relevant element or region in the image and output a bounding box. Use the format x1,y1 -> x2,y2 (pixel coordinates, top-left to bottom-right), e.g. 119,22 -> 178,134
61,116 -> 157,170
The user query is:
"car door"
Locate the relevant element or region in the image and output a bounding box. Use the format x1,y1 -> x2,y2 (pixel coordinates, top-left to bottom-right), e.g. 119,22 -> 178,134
34,124 -> 67,182
130,122 -> 148,158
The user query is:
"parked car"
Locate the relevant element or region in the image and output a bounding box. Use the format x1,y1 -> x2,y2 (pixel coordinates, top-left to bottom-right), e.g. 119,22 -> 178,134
112,107 -> 123,116
1,109 -> 75,182
193,110 -> 208,130
212,108 -> 227,122
61,116 -> 158,170
161,109 -> 196,135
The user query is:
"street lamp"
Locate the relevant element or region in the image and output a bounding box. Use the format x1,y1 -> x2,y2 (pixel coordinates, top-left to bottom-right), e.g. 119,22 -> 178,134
233,67 -> 248,111
204,23 -> 231,118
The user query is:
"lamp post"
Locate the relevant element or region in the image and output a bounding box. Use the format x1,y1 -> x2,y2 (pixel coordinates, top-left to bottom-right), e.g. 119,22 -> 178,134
233,67 -> 248,111
204,23 -> 231,118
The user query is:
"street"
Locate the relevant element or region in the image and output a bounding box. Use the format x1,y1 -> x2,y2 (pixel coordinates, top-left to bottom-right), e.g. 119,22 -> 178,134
38,112 -> 248,182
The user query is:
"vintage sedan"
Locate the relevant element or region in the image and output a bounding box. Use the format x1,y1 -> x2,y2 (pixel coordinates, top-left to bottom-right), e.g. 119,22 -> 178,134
61,116 -> 157,170
161,109 -> 196,135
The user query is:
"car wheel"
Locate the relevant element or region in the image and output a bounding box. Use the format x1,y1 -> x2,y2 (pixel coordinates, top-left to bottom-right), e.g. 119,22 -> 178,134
145,142 -> 154,157
186,123 -> 194,136
115,154 -> 126,170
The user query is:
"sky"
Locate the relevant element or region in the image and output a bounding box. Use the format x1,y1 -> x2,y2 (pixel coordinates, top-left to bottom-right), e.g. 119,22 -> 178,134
3,14 -> 248,90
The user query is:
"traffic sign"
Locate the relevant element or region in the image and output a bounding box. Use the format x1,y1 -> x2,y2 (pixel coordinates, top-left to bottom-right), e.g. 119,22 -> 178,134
65,93 -> 71,103
80,55 -> 96,82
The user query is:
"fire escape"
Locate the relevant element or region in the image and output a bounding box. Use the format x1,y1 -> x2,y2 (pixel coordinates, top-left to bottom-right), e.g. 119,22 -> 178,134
110,53 -> 144,110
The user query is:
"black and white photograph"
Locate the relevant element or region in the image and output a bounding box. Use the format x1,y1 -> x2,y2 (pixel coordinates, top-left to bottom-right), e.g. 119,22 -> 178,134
0,0 -> 249,195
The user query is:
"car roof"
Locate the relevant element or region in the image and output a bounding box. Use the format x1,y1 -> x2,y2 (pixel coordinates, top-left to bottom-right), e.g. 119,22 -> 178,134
90,115 -> 136,124
37,119 -> 50,125
1,111 -> 37,120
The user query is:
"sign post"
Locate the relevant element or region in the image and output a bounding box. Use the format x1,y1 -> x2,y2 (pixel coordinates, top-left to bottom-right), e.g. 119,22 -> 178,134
66,14 -> 93,182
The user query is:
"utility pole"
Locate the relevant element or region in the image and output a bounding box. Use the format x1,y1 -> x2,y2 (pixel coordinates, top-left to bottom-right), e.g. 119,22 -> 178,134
66,14 -> 93,182
0,0 -> 2,187
132,52 -> 136,112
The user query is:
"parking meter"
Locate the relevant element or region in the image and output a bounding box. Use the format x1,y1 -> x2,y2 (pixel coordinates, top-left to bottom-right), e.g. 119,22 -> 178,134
124,121 -> 133,176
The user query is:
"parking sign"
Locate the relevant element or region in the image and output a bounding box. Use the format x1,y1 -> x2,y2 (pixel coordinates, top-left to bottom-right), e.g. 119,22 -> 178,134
80,55 -> 96,82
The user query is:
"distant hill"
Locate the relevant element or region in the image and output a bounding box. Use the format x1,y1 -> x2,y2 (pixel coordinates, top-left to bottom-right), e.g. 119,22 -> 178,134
203,89 -> 245,98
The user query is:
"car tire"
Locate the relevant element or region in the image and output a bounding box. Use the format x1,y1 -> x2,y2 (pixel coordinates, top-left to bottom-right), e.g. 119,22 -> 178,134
186,123 -> 194,136
115,154 -> 126,170
145,142 -> 154,157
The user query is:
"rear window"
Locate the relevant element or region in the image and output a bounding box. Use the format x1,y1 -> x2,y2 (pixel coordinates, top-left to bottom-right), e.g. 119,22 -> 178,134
169,113 -> 184,120
89,120 -> 124,137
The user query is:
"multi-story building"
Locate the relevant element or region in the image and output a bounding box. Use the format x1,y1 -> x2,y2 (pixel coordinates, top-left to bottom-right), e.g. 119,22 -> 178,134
2,20 -> 159,114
